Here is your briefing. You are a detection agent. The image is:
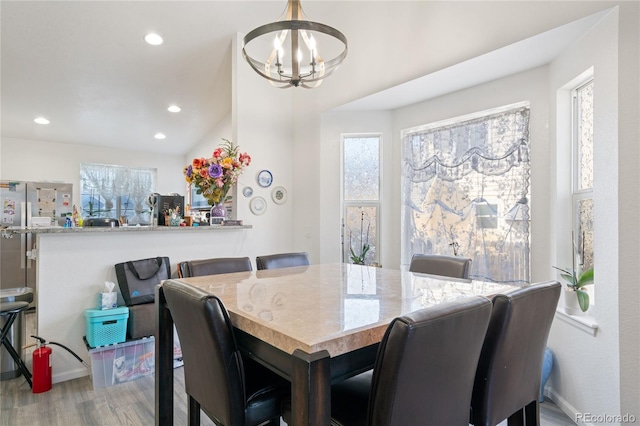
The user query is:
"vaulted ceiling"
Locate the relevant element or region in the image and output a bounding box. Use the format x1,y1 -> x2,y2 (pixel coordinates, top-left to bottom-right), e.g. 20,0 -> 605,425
1,1 -> 610,156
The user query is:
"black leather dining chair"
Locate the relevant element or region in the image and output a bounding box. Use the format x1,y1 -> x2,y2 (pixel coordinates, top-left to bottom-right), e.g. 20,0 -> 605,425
256,252 -> 310,270
163,280 -> 289,426
179,256 -> 252,278
329,295 -> 493,426
470,281 -> 561,426
409,253 -> 472,279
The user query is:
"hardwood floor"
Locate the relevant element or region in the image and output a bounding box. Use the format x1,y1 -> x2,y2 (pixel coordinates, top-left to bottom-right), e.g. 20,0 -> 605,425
1,312 -> 577,425
1,368 -> 576,426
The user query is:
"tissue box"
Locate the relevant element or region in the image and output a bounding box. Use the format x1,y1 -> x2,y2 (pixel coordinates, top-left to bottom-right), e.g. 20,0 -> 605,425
97,292 -> 118,310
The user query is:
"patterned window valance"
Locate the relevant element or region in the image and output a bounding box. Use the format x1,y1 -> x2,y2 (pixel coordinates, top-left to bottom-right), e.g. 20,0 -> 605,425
402,105 -> 531,284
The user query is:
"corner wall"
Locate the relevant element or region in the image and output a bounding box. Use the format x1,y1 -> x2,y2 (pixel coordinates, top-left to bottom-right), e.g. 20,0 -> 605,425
231,33 -> 294,256
547,8 -> 622,422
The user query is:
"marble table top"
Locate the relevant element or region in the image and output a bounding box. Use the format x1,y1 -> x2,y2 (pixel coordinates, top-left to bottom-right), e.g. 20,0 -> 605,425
169,263 -> 518,357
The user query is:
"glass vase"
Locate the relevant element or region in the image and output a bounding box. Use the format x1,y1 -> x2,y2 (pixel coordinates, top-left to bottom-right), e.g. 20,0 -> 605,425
210,203 -> 227,219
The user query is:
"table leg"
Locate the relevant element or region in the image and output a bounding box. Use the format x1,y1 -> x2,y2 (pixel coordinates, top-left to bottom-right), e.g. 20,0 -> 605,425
155,285 -> 174,426
291,349 -> 331,426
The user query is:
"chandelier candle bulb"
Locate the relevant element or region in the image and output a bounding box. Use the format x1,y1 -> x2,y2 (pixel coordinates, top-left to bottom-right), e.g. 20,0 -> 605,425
242,0 -> 347,88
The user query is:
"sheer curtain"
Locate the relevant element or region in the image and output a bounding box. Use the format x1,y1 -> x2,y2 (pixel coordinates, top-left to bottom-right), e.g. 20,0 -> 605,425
80,163 -> 156,223
401,105 -> 531,284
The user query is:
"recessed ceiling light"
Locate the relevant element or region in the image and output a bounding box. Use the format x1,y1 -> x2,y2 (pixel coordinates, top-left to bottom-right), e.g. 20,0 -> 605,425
34,117 -> 50,125
144,33 -> 163,46
167,105 -> 181,113
154,133 -> 166,140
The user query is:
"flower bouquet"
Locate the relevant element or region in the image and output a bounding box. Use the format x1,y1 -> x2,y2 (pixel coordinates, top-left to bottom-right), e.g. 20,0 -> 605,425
183,139 -> 251,214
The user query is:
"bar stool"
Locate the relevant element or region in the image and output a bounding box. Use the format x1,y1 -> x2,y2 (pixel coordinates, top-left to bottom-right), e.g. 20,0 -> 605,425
0,301 -> 32,388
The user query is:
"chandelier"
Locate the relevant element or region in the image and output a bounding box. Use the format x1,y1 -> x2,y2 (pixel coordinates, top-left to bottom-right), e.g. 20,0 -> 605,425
242,0 -> 348,89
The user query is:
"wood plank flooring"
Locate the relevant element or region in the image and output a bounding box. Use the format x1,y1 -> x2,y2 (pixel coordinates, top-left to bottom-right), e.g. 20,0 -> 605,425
0,368 -> 577,426
1,312 -> 577,425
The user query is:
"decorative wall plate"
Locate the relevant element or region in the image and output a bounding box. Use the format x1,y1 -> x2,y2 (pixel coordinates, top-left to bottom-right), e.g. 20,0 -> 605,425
257,169 -> 273,188
271,186 -> 287,205
249,196 -> 267,215
242,186 -> 254,198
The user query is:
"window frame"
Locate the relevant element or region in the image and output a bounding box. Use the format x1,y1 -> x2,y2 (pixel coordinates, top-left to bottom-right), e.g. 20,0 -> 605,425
340,133 -> 383,265
570,78 -> 595,305
79,163 -> 157,224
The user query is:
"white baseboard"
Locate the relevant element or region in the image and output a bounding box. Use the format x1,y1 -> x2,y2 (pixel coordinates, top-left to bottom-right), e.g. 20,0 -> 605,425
52,366 -> 89,384
546,387 -> 595,426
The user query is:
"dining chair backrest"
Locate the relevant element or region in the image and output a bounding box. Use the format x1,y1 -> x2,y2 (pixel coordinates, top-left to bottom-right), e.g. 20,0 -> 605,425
370,295 -> 492,425
409,253 -> 472,279
256,252 -> 310,270
330,295 -> 492,426
180,257 -> 252,278
163,280 -> 246,425
471,281 -> 561,426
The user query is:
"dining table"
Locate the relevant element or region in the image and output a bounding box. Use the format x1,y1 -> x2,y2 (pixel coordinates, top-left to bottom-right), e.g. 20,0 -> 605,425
154,262 -> 519,426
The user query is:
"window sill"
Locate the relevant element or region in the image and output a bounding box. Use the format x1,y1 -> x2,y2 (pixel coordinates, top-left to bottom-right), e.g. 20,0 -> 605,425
555,309 -> 599,336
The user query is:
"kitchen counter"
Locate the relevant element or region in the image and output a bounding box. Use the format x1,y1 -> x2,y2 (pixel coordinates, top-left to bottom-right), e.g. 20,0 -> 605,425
2,224 -> 251,236
17,222 -> 254,384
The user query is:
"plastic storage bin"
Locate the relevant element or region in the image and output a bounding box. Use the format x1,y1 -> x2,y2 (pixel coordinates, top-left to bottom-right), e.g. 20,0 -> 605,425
87,336 -> 155,389
84,307 -> 128,347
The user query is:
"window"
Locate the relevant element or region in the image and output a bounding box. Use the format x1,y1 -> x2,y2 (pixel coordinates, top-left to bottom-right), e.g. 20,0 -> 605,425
401,104 -> 531,284
80,163 -> 156,225
572,79 -> 595,303
341,135 -> 381,265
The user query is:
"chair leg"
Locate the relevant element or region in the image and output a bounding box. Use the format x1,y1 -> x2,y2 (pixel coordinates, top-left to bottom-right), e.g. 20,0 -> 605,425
188,395 -> 201,426
0,314 -> 33,388
524,400 -> 540,425
507,408 -> 525,426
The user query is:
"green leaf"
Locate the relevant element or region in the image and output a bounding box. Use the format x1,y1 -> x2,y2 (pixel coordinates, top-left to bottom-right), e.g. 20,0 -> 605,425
577,289 -> 590,312
559,273 -> 575,286
576,267 -> 594,288
552,266 -> 571,275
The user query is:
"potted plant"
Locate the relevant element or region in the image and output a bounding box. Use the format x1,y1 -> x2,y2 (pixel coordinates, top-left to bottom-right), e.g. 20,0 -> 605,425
553,237 -> 594,314
349,211 -> 371,265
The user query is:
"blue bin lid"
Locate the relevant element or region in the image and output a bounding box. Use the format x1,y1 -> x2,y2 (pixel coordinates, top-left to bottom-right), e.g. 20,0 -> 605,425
84,306 -> 129,318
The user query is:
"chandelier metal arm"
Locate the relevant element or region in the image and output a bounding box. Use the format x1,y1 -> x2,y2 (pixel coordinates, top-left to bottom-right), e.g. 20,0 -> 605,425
243,20 -> 347,49
242,10 -> 348,88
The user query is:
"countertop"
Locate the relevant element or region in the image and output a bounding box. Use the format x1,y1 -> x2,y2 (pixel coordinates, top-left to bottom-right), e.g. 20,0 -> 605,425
2,224 -> 251,235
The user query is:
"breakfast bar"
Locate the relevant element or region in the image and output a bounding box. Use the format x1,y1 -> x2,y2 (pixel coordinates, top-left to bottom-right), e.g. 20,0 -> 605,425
2,224 -> 251,383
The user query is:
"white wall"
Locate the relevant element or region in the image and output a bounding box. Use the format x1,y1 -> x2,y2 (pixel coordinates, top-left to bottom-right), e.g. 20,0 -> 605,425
547,6 -> 640,423
232,33 -> 295,254
617,1 -> 640,417
319,111 -> 393,266
311,2 -> 639,422
0,137 -> 186,202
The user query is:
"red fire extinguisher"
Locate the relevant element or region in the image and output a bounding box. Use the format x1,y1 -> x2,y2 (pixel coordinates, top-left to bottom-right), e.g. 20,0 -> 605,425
32,337 -> 52,394
30,335 -> 89,394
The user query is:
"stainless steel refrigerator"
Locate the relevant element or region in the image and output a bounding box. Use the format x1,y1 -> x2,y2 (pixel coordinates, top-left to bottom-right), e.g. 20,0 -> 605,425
1,181 -> 73,306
